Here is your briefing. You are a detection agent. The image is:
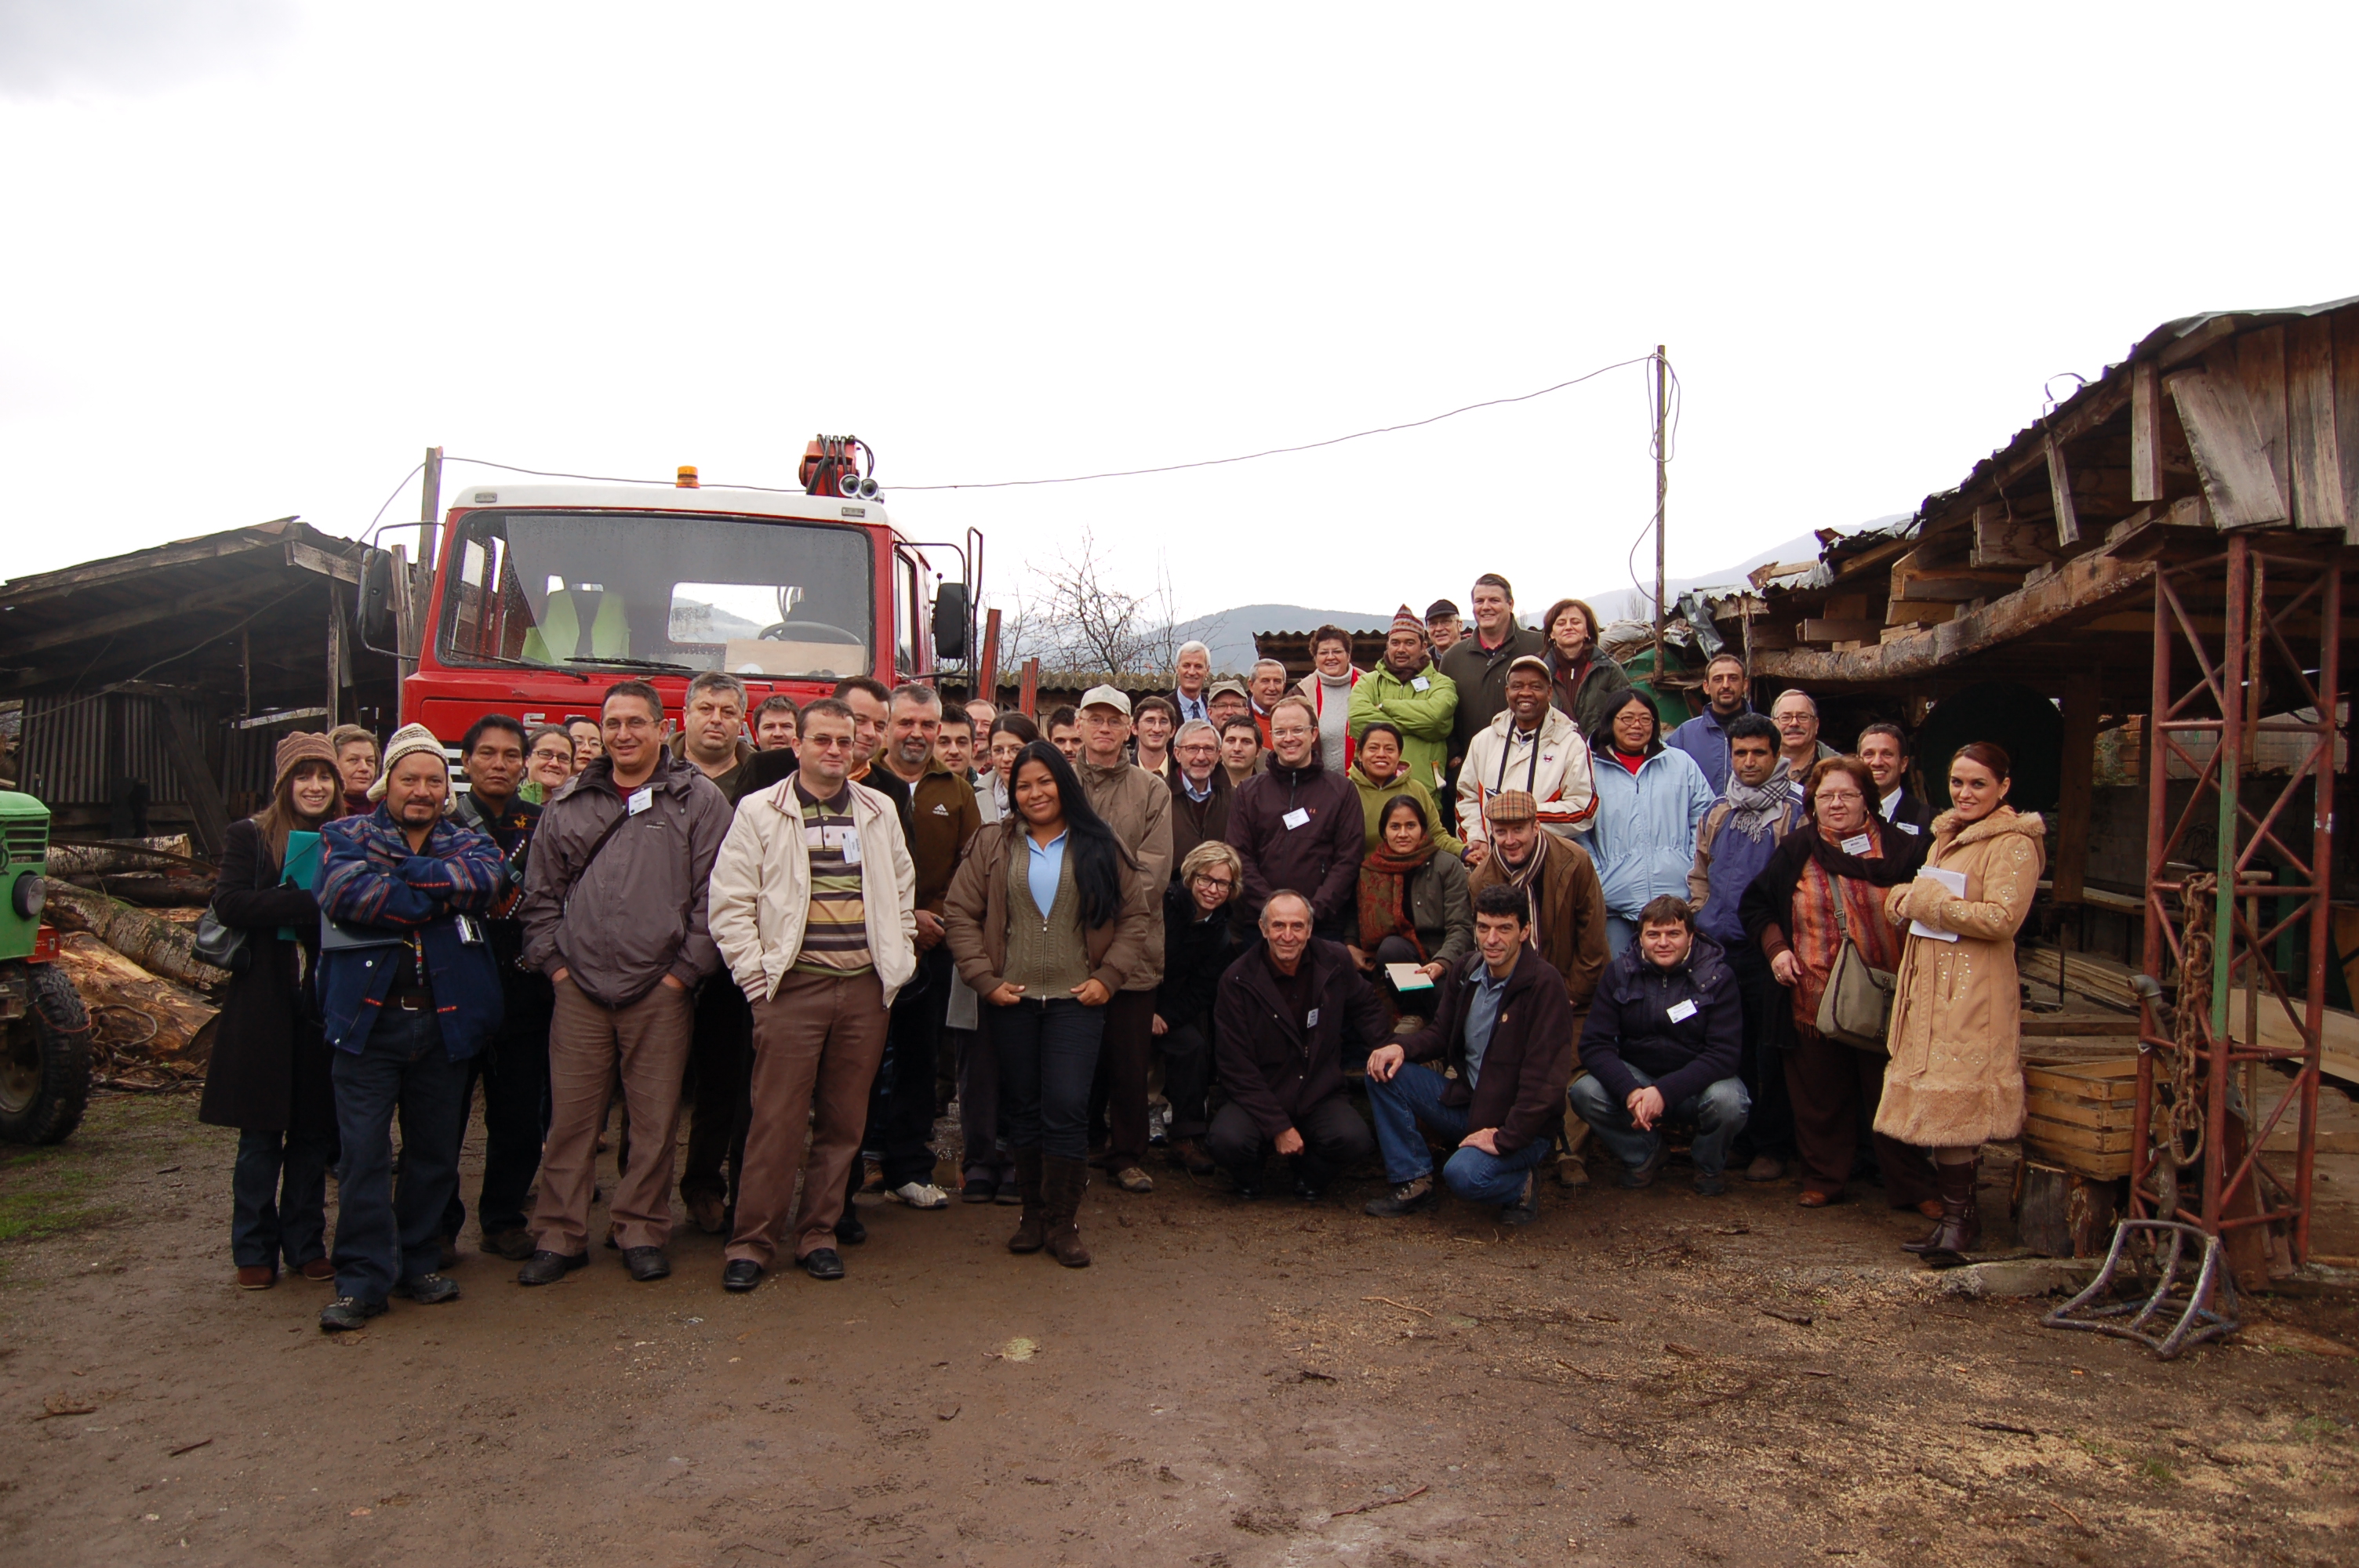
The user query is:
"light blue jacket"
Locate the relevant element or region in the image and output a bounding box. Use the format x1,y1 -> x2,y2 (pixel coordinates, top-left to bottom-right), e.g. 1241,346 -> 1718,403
1587,746 -> 1717,921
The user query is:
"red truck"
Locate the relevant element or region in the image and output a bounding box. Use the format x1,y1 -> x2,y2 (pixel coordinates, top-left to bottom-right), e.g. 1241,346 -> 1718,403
360,439 -> 978,742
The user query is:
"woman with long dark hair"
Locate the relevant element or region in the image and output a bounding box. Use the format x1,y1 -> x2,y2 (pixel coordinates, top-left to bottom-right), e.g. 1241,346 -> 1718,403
1739,756 -> 1932,1213
198,732 -> 343,1289
943,740 -> 1150,1267
1350,793 -> 1473,1016
1878,742 -> 2045,1261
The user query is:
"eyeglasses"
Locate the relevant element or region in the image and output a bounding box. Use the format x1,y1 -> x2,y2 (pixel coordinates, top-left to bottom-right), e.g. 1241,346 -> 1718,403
805,735 -> 856,752
1191,874 -> 1235,892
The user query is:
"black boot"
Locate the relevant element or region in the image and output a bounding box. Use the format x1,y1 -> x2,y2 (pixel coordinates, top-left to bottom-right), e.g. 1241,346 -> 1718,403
1006,1148 -> 1047,1254
1904,1158 -> 1981,1263
1043,1156 -> 1092,1268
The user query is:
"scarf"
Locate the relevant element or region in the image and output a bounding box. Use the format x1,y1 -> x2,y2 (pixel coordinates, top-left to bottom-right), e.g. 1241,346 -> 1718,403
1311,670 -> 1356,771
1496,831 -> 1550,956
1356,831 -> 1439,954
1725,775 -> 1792,842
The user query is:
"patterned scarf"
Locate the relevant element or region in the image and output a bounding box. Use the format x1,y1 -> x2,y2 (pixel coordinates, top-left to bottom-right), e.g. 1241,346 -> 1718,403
1496,832 -> 1550,956
1725,775 -> 1792,842
1357,832 -> 1439,955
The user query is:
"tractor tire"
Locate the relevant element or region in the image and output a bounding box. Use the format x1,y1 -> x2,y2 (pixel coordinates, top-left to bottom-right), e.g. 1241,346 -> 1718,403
0,962 -> 92,1145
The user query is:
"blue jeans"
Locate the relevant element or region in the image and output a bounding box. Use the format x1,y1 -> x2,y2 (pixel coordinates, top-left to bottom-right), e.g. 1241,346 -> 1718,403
1605,915 -> 1637,956
1366,1062 -> 1552,1203
1568,1067 -> 1750,1178
231,1124 -> 336,1270
331,1006 -> 469,1303
991,997 -> 1106,1161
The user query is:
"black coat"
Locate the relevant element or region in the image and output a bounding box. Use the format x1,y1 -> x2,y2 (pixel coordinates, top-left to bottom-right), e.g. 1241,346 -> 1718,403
1158,879 -> 1242,1032
1227,757 -> 1362,928
1213,938 -> 1389,1139
197,818 -> 337,1138
1167,768 -> 1234,884
1396,943 -> 1574,1153
1577,934 -> 1743,1109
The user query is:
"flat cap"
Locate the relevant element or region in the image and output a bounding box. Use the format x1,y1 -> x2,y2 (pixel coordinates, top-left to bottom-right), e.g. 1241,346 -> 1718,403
1484,789 -> 1538,826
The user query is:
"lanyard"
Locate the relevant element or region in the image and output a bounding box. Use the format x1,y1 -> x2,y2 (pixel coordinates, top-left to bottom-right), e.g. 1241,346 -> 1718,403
1494,725 -> 1543,796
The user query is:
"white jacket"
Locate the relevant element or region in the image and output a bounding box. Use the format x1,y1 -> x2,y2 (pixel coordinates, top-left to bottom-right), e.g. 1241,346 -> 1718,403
707,772 -> 919,1005
1457,706 -> 1598,850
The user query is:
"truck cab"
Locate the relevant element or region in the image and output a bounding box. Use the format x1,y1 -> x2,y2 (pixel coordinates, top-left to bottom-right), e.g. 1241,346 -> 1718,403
391,472 -> 972,742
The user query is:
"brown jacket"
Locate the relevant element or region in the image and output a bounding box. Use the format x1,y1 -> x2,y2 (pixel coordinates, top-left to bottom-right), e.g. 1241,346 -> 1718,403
670,732 -> 759,804
885,757 -> 983,913
943,816 -> 1154,1000
1468,832 -> 1608,1015
1079,758 -> 1173,989
1166,767 -> 1234,880
1875,808 -> 2045,1149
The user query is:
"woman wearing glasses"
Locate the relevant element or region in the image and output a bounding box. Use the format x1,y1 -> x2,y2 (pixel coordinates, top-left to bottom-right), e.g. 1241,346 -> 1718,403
1152,840 -> 1246,1177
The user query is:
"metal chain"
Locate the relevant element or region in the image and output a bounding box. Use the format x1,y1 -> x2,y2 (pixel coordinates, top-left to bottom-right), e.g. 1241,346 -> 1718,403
2158,874 -> 2214,1194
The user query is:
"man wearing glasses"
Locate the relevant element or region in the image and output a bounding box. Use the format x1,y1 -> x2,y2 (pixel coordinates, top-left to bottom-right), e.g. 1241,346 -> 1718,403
1165,719 -> 1233,877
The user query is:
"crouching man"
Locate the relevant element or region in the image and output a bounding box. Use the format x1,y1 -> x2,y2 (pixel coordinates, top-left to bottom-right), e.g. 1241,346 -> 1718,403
314,724 -> 507,1331
1208,890 -> 1383,1200
1361,883 -> 1573,1225
1568,895 -> 1749,1194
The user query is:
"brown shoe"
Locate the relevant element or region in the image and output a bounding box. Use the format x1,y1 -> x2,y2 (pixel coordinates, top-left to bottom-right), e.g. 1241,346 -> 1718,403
1044,1156 -> 1093,1268
235,1265 -> 276,1290
1905,1160 -> 1982,1263
1743,1155 -> 1786,1183
685,1192 -> 728,1236
481,1228 -> 536,1262
1797,1189 -> 1838,1208
1166,1138 -> 1216,1176
1555,1153 -> 1589,1189
1005,1148 -> 1047,1254
299,1258 -> 336,1283
1113,1165 -> 1154,1194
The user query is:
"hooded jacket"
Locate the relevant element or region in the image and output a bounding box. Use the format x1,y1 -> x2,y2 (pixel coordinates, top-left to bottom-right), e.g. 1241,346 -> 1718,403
1578,933 -> 1743,1109
1394,942 -> 1575,1154
706,771 -> 920,1005
1347,659 -> 1459,796
518,751 -> 732,1007
1456,705 -> 1597,853
1586,742 -> 1716,922
1226,751 -> 1364,928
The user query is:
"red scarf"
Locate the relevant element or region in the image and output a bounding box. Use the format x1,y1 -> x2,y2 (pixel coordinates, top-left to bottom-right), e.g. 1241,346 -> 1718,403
1357,833 -> 1439,955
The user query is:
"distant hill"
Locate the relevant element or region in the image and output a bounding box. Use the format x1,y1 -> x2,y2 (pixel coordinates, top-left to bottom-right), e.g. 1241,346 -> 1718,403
1170,602 -> 1394,673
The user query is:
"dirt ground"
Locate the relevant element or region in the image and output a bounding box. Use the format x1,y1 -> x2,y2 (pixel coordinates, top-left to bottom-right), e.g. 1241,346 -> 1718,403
3,1088 -> 2356,1567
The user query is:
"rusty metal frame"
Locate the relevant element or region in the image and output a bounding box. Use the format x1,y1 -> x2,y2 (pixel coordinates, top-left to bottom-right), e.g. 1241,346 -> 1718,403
2132,535 -> 2342,1265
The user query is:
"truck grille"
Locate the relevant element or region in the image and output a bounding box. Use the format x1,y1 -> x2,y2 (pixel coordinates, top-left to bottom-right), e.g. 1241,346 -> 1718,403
5,821 -> 47,869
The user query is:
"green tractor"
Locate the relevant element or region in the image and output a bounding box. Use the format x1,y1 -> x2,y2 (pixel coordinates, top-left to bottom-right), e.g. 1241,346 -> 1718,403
0,789 -> 89,1143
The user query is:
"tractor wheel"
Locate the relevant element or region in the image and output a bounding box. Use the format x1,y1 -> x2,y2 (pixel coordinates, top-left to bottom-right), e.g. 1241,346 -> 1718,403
0,962 -> 92,1144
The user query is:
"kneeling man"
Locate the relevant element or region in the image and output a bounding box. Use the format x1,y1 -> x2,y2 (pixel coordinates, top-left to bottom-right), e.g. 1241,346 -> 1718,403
1569,895 -> 1749,1193
1209,890 -> 1383,1200
1362,883 -> 1573,1225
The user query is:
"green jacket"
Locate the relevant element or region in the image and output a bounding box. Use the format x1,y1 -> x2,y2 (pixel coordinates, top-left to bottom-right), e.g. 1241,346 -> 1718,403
1347,661 -> 1459,797
1347,765 -> 1465,858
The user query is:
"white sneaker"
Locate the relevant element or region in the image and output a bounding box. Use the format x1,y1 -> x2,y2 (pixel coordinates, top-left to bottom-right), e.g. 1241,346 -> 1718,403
890,1181 -> 950,1210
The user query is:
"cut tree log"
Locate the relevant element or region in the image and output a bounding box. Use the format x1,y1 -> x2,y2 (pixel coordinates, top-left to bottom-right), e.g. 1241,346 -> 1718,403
45,880 -> 231,996
53,932 -> 219,1067
61,871 -> 218,908
45,835 -> 198,877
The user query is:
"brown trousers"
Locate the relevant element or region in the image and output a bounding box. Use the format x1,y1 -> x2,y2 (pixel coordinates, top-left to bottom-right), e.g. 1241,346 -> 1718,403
1089,988 -> 1158,1168
1784,1025 -> 1938,1207
727,967 -> 890,1268
533,978 -> 694,1254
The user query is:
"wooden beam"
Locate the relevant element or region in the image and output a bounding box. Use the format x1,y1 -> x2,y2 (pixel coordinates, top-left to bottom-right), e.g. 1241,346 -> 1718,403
2234,325 -> 2290,503
2130,360 -> 2165,503
1798,619 -> 1885,644
155,699 -> 232,858
2339,311 -> 2359,544
2155,312 -> 2240,370
2166,369 -> 2287,528
0,525 -> 290,608
1971,503 -> 2055,568
284,540 -> 362,584
2045,433 -> 2081,547
2052,673 -> 2099,903
0,576 -> 295,662
2286,315 -> 2348,532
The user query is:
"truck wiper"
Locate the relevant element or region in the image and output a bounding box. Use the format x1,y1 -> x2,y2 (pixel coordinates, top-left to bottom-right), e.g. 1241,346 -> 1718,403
565,655 -> 699,674
449,649 -> 590,681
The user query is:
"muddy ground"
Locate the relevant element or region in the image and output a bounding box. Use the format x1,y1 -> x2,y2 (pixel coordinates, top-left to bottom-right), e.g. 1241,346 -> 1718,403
2,1090 -> 2355,1567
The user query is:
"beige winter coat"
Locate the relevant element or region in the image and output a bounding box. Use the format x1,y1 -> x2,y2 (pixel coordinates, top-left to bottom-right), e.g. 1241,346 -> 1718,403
1874,807 -> 2045,1149
707,772 -> 919,1006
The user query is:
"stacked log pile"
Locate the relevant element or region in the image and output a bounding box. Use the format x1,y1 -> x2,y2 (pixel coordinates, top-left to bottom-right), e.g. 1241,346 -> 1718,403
44,856 -> 227,1090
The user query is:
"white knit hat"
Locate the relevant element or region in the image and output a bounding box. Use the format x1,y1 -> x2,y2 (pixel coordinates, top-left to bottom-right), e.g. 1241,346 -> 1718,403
367,722 -> 450,802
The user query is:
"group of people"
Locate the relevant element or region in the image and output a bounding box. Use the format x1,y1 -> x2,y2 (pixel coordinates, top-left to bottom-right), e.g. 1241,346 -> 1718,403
198,572 -> 2043,1333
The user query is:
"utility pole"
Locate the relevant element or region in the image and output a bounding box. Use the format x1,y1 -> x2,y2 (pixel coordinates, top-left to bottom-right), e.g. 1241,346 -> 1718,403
411,446 -> 443,670
1652,346 -> 1667,692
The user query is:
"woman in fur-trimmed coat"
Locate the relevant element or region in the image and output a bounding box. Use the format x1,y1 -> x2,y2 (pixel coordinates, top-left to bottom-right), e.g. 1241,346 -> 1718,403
1877,741 -> 2045,1261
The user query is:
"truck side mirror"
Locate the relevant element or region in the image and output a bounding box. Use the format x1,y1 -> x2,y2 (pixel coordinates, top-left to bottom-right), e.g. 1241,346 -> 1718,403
931,581 -> 970,660
356,547 -> 398,649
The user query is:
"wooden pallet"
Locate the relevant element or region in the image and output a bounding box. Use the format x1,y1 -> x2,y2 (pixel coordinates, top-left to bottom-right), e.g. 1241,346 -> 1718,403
2020,1057 -> 2139,1178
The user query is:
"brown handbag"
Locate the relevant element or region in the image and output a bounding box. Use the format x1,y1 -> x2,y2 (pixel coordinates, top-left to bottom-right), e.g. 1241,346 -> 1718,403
1814,895 -> 1895,1053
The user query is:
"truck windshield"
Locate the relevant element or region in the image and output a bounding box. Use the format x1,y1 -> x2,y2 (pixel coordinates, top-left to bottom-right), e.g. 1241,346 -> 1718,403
438,510 -> 873,678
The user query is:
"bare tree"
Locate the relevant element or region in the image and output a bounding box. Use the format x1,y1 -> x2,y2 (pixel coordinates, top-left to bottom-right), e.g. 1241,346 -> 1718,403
996,528 -> 1180,675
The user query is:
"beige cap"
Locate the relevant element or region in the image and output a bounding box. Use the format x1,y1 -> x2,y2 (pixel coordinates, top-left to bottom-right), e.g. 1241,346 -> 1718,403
367,722 -> 450,802
1078,684 -> 1132,715
1506,654 -> 1553,681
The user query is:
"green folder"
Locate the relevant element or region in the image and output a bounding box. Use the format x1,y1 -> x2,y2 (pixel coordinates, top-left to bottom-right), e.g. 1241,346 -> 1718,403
278,830 -> 322,942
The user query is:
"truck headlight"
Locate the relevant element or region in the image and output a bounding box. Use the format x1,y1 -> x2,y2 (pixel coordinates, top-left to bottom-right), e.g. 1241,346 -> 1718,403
13,874 -> 44,919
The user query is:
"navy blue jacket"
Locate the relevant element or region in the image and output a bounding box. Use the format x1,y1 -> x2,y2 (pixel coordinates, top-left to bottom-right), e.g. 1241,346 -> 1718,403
314,808 -> 507,1059
1577,933 -> 1743,1109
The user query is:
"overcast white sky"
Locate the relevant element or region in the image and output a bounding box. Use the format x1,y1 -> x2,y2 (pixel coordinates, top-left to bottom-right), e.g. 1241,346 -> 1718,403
3,2 -> 2354,624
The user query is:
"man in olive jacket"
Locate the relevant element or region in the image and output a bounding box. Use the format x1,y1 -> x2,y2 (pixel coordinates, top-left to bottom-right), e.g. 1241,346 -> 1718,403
1347,604 -> 1459,799
1362,881 -> 1574,1225
516,681 -> 732,1287
1208,891 -> 1385,1200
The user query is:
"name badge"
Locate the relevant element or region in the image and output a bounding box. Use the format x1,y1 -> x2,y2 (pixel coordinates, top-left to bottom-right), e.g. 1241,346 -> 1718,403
1411,677 -> 1430,691
627,786 -> 654,816
840,833 -> 862,866
1839,833 -> 1871,855
1667,998 -> 1698,1023
1281,808 -> 1310,830
1893,820 -> 1921,837
1306,1007 -> 1320,1028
